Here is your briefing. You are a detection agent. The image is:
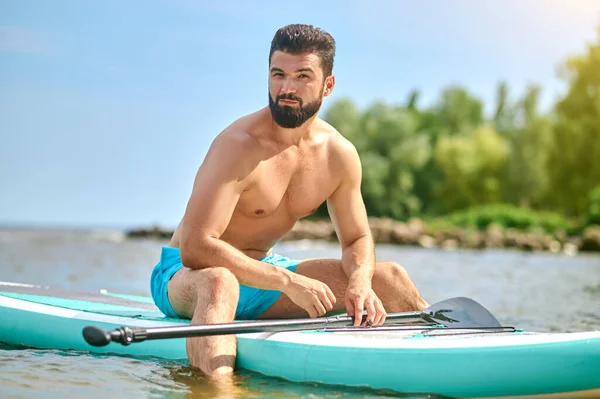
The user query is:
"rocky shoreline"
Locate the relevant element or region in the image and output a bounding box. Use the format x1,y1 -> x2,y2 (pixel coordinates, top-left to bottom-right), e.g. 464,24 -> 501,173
126,218 -> 600,254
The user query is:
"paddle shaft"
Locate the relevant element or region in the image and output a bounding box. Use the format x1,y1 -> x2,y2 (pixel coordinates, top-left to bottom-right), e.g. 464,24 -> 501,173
85,311 -> 429,346
82,297 -> 502,347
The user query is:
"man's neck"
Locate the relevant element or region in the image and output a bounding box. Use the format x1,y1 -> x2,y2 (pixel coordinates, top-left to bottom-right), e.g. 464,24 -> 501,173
268,116 -> 318,147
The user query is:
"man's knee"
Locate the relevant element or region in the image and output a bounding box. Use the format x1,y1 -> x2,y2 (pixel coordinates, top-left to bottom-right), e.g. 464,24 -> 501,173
377,261 -> 409,281
172,267 -> 239,311
376,261 -> 421,295
375,261 -> 427,311
201,267 -> 239,296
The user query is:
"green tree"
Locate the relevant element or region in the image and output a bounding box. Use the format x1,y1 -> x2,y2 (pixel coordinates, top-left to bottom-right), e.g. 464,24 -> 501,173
433,126 -> 509,212
419,86 -> 485,140
360,102 -> 431,218
546,26 -> 600,215
414,86 -> 486,214
324,100 -> 431,219
501,85 -> 552,208
493,81 -> 516,136
586,185 -> 600,226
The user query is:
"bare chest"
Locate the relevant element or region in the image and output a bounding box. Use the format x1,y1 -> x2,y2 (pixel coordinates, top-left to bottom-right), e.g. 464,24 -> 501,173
236,154 -> 336,220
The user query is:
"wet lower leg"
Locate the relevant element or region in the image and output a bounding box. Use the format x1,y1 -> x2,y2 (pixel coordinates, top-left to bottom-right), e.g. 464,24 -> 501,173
186,287 -> 238,377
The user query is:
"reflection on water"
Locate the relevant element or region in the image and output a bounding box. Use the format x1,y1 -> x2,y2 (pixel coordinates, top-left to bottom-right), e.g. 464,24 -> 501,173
586,281 -> 600,294
1,228 -> 599,399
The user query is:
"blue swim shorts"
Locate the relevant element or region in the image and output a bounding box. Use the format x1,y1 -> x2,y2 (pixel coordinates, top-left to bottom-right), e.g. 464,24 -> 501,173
150,246 -> 300,320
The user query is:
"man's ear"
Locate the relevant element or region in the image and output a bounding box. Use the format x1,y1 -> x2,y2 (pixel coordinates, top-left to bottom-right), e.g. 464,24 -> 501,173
323,75 -> 336,97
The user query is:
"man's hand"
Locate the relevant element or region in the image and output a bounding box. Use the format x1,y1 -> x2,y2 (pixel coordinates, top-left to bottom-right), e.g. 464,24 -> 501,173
345,277 -> 387,327
283,274 -> 337,318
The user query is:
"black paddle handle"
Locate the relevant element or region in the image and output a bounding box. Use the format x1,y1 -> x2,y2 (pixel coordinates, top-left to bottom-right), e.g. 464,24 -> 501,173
83,326 -> 147,346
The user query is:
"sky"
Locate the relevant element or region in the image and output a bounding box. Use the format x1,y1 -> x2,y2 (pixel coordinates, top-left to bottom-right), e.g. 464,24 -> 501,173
1,0 -> 600,230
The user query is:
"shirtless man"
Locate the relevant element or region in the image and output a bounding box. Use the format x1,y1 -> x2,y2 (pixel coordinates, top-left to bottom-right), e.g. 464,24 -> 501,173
149,24 -> 428,377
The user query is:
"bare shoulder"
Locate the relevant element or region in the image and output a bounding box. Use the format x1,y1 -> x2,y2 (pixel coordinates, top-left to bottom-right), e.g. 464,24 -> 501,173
199,114 -> 263,183
318,119 -> 361,171
209,115 -> 261,154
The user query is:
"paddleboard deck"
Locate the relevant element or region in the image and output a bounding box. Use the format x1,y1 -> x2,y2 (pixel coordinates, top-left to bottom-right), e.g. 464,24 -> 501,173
1,281 -> 599,398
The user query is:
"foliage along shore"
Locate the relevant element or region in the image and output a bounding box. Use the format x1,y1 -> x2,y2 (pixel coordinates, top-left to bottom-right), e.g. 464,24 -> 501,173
308,27 -> 600,228
126,218 -> 600,255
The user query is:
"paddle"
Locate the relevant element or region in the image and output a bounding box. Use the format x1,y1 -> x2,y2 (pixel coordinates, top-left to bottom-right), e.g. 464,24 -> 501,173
82,296 -> 502,347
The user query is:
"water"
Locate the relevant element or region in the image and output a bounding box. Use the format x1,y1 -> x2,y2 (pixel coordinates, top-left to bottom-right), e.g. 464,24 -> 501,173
1,227 -> 600,399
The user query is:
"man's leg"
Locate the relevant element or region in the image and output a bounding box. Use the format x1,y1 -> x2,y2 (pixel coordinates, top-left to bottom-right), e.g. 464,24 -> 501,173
167,266 -> 240,377
259,259 -> 428,319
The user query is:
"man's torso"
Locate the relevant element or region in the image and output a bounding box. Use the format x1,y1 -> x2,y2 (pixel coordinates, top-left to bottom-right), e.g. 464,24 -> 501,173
170,109 -> 347,259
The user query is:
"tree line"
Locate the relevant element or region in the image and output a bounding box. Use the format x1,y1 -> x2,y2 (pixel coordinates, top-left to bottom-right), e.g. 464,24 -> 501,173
318,25 -> 600,231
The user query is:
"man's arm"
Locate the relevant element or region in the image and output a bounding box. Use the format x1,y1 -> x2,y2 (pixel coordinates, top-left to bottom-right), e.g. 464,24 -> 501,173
179,131 -> 290,291
327,138 -> 375,282
327,137 -> 386,326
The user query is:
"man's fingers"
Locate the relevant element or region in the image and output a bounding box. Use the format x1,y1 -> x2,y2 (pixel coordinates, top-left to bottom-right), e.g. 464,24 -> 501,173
323,296 -> 334,312
353,299 -> 365,327
314,301 -> 327,317
345,297 -> 355,317
305,305 -> 318,319
365,298 -> 376,327
326,286 -> 337,307
374,299 -> 387,326
318,290 -> 334,312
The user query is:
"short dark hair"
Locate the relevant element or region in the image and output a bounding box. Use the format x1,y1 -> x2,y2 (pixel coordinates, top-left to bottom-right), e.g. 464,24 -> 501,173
269,24 -> 336,77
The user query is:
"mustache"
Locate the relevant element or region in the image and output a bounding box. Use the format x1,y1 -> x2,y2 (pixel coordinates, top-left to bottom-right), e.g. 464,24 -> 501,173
276,94 -> 303,105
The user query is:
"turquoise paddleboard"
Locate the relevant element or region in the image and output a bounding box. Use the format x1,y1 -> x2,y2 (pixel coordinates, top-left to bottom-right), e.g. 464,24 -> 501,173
1,281 -> 599,398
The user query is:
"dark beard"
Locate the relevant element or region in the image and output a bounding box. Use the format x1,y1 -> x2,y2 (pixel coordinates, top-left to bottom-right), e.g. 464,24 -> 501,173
268,92 -> 323,129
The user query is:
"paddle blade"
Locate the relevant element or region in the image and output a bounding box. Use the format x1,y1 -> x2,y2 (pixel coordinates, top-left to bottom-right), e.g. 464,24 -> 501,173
425,297 -> 502,328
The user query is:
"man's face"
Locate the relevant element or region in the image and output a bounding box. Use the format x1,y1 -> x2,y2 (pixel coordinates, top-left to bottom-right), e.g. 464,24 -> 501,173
268,51 -> 333,129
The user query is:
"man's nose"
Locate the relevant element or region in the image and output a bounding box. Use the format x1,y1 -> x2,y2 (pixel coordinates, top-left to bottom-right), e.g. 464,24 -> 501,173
280,77 -> 297,94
